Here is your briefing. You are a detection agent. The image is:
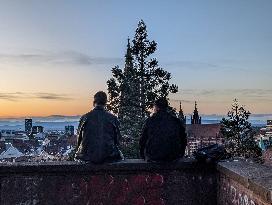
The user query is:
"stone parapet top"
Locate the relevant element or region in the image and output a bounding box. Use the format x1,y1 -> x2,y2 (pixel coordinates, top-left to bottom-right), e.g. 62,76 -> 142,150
218,160 -> 272,204
0,158 -> 216,175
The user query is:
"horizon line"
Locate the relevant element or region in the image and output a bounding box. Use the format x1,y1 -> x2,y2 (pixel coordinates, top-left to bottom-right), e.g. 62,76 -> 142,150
1,113 -> 272,119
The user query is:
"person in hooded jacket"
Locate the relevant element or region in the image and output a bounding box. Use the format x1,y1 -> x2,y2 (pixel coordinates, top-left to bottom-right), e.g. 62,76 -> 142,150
139,98 -> 187,162
75,91 -> 123,163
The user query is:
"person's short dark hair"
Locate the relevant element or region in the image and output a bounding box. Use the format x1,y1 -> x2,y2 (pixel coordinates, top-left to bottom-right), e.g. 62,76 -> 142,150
94,91 -> 107,105
154,98 -> 169,110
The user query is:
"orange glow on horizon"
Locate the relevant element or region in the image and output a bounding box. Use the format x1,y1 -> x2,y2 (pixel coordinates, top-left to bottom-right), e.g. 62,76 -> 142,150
0,98 -> 271,118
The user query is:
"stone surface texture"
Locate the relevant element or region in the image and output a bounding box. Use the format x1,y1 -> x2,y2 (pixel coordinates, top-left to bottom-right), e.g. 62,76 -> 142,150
0,159 -> 217,205
0,159 -> 271,205
217,160 -> 272,205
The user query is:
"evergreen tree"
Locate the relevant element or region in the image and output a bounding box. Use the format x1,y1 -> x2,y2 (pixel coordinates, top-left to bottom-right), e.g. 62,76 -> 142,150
220,99 -> 262,159
132,20 -> 178,118
118,38 -> 142,131
107,20 -> 178,158
107,38 -> 141,120
107,38 -> 142,157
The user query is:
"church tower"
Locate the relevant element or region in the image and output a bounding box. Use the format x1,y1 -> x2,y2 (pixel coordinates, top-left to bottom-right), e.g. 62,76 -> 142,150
178,102 -> 186,126
191,101 -> 201,124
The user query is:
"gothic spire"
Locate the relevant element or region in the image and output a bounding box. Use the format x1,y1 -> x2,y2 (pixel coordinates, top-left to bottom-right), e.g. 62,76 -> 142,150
179,102 -> 184,116
191,101 -> 201,124
178,101 -> 186,125
195,101 -> 197,110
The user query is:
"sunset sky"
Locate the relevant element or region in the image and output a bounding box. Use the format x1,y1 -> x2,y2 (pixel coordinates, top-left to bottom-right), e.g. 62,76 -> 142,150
0,0 -> 272,117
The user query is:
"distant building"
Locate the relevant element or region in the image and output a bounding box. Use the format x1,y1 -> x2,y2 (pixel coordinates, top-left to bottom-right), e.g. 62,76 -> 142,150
65,125 -> 74,136
32,126 -> 44,135
0,130 -> 16,138
185,124 -> 223,156
191,101 -> 201,124
25,119 -> 32,135
0,130 -> 29,141
0,143 -> 24,160
257,120 -> 272,151
35,132 -> 46,140
178,102 -> 186,126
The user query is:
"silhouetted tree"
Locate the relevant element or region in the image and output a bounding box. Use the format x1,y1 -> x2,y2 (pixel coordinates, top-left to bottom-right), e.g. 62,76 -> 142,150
107,20 -> 178,158
220,99 -> 262,159
107,38 -> 142,158
132,20 -> 178,118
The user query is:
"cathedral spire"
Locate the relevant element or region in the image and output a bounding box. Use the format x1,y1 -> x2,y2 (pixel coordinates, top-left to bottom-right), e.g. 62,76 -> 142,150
195,101 -> 197,110
191,101 -> 201,124
178,101 -> 186,126
179,102 -> 183,117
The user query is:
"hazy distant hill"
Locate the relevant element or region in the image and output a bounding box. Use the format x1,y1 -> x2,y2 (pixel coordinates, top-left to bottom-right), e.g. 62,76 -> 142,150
0,114 -> 271,131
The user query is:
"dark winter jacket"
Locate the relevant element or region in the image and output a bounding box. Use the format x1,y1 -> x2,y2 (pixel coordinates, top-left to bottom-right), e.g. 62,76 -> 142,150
139,110 -> 187,162
75,106 -> 123,163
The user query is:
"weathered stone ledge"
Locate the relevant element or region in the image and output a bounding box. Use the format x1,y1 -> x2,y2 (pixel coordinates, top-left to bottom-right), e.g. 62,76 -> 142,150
0,159 -> 271,204
218,160 -> 272,204
0,158 -> 215,174
0,158 -> 217,205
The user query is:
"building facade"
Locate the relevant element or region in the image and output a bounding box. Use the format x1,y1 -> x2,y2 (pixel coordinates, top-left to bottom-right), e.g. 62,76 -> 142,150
25,119 -> 32,135
32,126 -> 44,135
185,124 -> 224,156
65,125 -> 75,136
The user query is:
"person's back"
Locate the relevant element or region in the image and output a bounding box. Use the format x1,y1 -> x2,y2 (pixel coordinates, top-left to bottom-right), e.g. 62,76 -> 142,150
75,91 -> 123,163
139,98 -> 187,162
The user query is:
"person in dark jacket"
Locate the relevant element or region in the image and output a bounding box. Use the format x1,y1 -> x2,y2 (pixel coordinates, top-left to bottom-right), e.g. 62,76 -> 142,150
139,98 -> 187,162
74,91 -> 123,163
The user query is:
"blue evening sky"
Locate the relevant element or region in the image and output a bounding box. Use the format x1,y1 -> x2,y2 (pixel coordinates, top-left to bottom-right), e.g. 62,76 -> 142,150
0,0 -> 271,116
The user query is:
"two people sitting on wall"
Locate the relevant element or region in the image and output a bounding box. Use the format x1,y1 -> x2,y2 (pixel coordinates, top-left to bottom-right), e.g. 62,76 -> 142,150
74,91 -> 187,163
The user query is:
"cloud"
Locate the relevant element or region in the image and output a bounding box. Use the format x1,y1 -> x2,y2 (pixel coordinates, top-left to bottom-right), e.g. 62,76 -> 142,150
165,60 -> 248,72
169,98 -> 195,104
172,89 -> 272,103
0,92 -> 73,101
178,89 -> 272,96
33,92 -> 73,100
0,50 -> 122,67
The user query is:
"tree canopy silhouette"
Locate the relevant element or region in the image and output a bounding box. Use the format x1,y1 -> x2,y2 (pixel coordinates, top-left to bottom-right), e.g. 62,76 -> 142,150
107,20 -> 178,157
220,99 -> 262,159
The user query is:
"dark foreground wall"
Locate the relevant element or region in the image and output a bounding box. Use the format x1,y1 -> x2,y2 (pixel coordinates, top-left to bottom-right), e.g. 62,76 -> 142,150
0,159 -> 271,205
0,159 -> 217,205
217,161 -> 272,205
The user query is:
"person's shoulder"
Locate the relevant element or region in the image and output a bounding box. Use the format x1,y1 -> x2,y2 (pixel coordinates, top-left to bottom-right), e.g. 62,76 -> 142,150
105,110 -> 118,121
105,110 -> 116,117
144,115 -> 154,126
79,112 -> 90,121
83,110 -> 93,117
80,113 -> 87,120
166,112 -> 181,123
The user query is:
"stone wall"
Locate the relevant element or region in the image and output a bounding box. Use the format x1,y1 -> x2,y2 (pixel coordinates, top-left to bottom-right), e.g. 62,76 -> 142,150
263,148 -> 272,167
0,159 -> 271,205
0,159 -> 217,205
217,161 -> 272,205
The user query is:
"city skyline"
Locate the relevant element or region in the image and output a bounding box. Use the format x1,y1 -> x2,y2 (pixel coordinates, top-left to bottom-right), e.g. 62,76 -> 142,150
1,0 -> 272,117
